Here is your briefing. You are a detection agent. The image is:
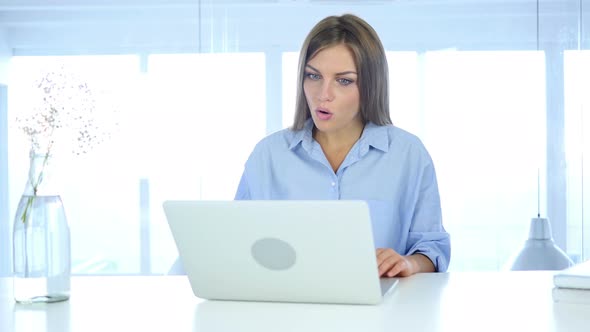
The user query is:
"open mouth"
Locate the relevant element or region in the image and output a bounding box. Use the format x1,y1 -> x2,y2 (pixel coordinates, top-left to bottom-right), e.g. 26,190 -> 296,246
316,108 -> 333,120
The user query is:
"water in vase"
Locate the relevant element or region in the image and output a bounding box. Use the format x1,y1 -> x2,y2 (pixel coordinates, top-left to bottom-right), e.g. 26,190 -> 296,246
13,195 -> 71,303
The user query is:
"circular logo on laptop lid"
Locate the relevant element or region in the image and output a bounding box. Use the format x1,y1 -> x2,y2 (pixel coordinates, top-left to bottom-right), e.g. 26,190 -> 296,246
251,238 -> 296,270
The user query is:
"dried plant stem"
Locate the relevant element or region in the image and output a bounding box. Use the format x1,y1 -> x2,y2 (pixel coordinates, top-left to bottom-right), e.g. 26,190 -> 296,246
20,196 -> 35,224
20,139 -> 54,224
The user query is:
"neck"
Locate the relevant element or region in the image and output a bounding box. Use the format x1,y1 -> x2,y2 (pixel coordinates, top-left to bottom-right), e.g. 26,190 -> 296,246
313,122 -> 364,151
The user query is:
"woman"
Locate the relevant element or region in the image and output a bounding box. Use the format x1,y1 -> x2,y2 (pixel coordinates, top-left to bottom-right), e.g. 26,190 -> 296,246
235,14 -> 451,277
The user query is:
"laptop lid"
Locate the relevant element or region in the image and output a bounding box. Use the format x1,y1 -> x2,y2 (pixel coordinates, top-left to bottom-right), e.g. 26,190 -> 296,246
163,200 -> 397,305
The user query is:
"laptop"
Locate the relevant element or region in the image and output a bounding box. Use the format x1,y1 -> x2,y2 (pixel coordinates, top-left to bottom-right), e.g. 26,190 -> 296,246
163,200 -> 399,305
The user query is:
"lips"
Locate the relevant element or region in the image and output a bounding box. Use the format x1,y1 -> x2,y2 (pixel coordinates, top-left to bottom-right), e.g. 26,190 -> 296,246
315,108 -> 333,121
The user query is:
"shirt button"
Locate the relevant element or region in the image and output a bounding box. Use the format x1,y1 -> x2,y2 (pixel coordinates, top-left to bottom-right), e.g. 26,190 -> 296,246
331,182 -> 336,187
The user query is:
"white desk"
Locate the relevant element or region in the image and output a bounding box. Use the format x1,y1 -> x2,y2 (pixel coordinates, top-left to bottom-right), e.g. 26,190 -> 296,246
1,272 -> 588,332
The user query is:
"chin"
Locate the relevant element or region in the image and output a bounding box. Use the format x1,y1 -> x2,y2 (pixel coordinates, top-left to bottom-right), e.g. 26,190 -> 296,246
311,118 -> 327,130
313,122 -> 338,134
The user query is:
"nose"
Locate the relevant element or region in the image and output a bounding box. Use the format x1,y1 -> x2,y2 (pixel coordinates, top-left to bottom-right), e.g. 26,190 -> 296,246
318,81 -> 334,102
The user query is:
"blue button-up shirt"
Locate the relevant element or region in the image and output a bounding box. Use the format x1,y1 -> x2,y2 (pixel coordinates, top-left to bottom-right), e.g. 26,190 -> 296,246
235,119 -> 451,272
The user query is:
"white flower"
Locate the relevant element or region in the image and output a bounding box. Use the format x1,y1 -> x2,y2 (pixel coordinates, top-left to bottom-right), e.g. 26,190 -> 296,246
15,64 -> 115,157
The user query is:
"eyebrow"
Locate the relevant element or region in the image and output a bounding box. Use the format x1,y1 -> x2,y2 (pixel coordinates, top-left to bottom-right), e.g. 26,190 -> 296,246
305,64 -> 357,76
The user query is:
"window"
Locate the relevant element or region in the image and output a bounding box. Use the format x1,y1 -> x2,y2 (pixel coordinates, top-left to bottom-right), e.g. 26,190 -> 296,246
7,53 -> 266,274
422,51 -> 546,270
564,50 -> 590,263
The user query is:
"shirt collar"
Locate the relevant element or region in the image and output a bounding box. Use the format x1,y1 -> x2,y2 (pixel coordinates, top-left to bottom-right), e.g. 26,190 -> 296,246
288,118 -> 315,152
358,121 -> 390,155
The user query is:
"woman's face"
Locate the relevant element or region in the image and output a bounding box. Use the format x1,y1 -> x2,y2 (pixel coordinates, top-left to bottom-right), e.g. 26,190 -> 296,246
303,43 -> 362,136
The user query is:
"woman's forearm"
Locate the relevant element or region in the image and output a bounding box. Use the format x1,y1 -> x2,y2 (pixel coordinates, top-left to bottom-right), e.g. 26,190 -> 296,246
408,253 -> 436,274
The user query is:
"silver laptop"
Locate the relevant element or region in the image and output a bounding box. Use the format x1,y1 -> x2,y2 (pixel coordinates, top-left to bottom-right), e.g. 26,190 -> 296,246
163,200 -> 398,305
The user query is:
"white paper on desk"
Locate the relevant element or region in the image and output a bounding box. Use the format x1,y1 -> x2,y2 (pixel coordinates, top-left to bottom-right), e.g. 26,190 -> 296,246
553,260 -> 590,289
552,287 -> 590,305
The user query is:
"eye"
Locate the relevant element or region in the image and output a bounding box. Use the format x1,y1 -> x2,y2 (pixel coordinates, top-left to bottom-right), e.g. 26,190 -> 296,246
305,72 -> 321,81
337,78 -> 354,86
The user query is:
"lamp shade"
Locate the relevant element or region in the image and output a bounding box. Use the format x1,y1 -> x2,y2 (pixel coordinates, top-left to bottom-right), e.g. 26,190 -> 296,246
509,217 -> 574,271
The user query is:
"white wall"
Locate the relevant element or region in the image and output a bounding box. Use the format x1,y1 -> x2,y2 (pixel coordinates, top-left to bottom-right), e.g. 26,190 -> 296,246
0,28 -> 10,82
0,27 -> 11,276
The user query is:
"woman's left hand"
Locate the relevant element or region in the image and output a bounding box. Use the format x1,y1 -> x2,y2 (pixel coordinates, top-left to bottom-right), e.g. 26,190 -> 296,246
376,248 -> 416,277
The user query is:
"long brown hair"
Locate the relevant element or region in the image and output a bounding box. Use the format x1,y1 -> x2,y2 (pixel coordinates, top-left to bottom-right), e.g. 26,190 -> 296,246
292,14 -> 391,130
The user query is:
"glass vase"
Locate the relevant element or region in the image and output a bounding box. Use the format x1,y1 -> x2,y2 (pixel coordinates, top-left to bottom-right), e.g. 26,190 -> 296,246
12,152 -> 71,303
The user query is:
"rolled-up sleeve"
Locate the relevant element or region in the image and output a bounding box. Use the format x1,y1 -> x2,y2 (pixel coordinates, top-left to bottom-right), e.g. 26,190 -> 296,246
407,231 -> 451,272
405,158 -> 451,272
